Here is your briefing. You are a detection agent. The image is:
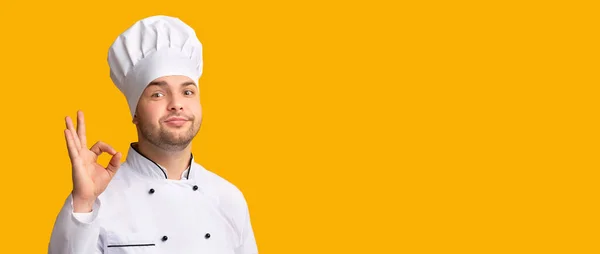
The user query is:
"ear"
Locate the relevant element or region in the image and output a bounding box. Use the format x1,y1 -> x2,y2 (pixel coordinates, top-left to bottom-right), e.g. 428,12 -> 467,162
132,114 -> 138,124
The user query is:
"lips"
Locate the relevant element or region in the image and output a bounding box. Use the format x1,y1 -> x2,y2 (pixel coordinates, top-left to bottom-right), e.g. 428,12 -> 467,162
163,116 -> 190,127
164,117 -> 188,122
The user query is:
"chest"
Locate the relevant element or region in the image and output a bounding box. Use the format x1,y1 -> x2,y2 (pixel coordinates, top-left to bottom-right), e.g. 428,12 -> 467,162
97,181 -> 237,254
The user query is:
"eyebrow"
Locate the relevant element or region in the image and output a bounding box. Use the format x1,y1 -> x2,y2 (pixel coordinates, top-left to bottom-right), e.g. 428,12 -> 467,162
147,80 -> 196,87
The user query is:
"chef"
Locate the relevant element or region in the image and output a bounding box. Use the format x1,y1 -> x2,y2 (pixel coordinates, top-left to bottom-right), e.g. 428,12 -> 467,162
48,15 -> 258,254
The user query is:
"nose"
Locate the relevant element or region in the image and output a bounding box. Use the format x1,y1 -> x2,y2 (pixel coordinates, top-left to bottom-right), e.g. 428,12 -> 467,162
168,97 -> 184,112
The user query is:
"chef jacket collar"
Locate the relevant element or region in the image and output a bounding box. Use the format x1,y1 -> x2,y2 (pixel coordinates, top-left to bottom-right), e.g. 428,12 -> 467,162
126,142 -> 195,180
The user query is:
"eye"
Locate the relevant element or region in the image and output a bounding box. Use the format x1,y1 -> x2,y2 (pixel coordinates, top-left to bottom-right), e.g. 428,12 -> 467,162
184,90 -> 194,96
151,92 -> 164,98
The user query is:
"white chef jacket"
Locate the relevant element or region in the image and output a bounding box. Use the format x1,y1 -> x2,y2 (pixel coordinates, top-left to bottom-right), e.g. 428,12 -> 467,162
48,143 -> 258,254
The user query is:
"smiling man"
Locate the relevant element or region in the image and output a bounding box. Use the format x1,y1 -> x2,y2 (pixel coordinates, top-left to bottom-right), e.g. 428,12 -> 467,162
48,15 -> 258,254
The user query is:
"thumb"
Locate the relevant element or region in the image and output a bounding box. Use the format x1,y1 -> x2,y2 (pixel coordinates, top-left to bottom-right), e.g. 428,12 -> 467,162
106,152 -> 122,175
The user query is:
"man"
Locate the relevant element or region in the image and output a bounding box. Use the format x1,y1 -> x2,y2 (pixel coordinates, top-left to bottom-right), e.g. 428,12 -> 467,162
48,15 -> 258,254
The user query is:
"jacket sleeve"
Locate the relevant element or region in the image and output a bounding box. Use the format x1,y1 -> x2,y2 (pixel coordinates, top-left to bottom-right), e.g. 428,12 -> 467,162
48,193 -> 103,254
234,194 -> 258,254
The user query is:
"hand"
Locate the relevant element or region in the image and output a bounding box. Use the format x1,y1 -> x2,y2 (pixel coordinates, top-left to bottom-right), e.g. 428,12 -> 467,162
64,110 -> 122,212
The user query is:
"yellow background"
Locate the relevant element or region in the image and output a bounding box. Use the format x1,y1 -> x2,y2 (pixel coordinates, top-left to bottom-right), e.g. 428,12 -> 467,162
0,0 -> 598,253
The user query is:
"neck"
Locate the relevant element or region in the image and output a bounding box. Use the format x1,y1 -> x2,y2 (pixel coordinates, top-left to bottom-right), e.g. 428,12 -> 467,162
133,140 -> 192,180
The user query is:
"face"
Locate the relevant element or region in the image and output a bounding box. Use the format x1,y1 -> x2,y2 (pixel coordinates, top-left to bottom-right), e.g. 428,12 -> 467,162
133,75 -> 202,151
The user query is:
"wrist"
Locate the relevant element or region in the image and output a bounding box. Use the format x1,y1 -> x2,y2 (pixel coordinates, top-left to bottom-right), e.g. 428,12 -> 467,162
72,194 -> 95,213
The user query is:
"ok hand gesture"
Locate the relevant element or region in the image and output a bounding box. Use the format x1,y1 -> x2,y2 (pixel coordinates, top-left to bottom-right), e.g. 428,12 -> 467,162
64,111 -> 122,212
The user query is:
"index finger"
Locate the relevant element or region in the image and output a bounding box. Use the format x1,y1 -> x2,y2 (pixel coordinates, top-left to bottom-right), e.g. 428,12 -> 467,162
90,141 -> 117,156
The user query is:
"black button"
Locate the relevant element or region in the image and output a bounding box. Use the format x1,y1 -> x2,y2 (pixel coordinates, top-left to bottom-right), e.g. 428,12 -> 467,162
193,185 -> 199,191
205,233 -> 211,239
162,235 -> 168,241
149,188 -> 155,194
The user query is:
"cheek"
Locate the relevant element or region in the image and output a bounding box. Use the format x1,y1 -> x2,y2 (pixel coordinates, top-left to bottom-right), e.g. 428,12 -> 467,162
138,104 -> 163,123
189,102 -> 202,117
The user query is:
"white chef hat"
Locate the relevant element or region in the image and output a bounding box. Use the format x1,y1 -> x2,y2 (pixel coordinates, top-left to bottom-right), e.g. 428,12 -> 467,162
107,15 -> 203,118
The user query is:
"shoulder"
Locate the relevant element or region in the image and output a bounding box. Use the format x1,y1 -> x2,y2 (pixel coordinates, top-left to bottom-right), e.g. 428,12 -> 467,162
196,163 -> 249,207
195,163 -> 253,237
97,162 -> 137,201
194,163 -> 252,232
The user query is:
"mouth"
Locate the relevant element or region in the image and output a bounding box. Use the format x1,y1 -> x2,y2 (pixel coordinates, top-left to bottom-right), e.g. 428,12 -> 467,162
165,117 -> 188,122
164,117 -> 190,127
